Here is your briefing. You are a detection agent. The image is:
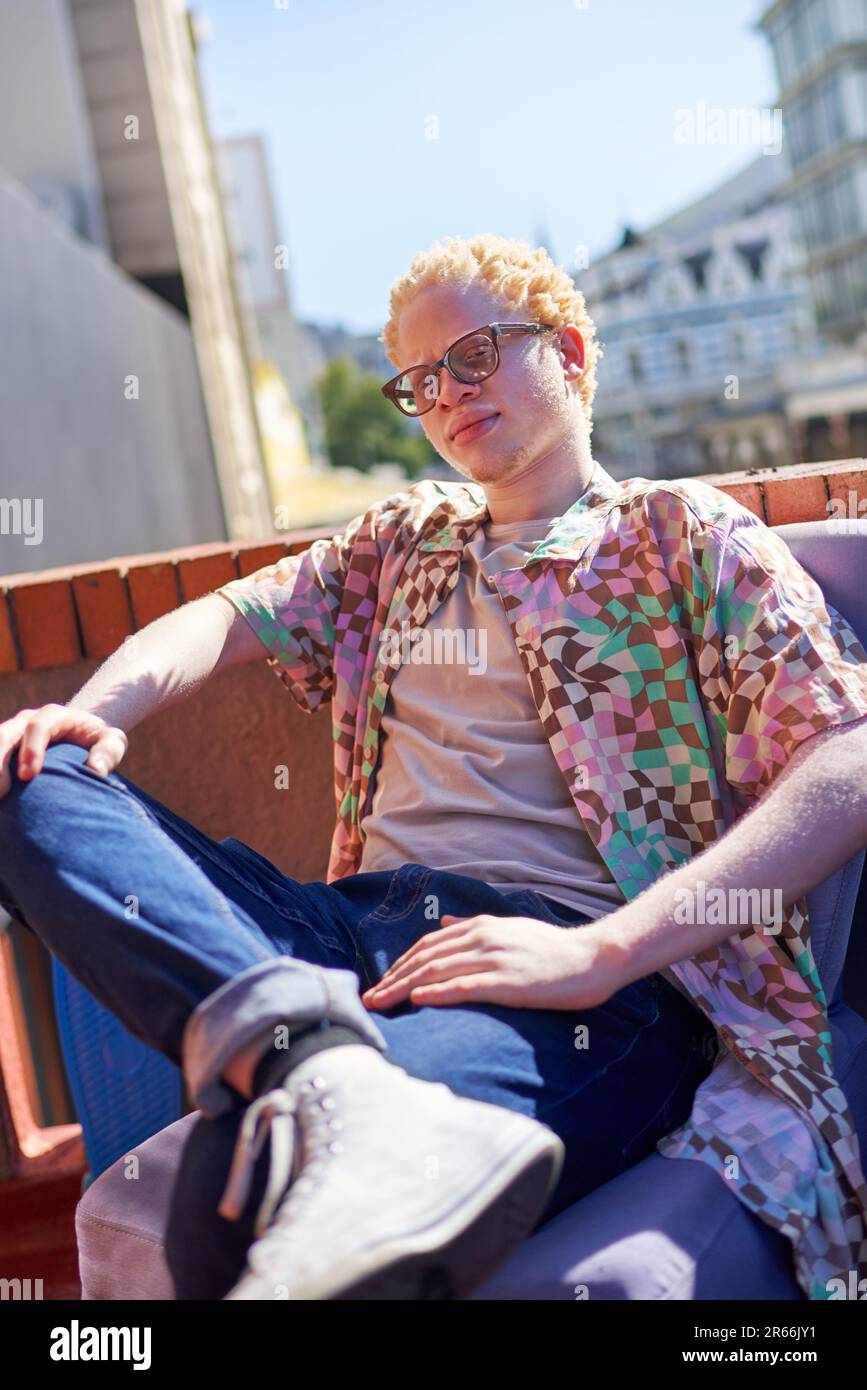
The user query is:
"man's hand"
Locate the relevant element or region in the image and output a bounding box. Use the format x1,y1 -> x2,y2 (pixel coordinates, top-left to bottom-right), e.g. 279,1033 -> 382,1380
0,704 -> 129,800
361,913 -> 625,1012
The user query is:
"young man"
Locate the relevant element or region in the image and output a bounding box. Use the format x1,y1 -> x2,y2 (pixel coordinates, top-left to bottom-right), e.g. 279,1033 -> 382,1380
2,234 -> 867,1301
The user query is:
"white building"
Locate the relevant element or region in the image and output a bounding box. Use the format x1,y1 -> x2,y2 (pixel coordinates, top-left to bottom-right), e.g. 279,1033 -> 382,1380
579,157 -> 828,478
758,0 -> 867,342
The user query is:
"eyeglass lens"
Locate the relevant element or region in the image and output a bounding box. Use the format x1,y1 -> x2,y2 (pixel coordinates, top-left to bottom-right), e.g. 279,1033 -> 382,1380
395,332 -> 497,415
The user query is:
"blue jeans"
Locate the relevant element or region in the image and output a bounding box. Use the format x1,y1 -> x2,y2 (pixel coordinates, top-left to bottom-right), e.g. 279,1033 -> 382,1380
0,741 -> 717,1297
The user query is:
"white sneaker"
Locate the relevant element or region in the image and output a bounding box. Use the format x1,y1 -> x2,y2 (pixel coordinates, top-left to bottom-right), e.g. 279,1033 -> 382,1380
218,1043 -> 564,1300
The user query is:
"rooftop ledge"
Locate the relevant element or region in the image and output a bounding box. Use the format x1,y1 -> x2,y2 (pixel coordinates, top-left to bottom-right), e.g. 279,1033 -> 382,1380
1,457 -> 866,675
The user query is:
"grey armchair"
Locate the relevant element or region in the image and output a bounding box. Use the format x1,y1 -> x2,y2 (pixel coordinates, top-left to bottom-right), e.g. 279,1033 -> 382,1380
75,519 -> 867,1300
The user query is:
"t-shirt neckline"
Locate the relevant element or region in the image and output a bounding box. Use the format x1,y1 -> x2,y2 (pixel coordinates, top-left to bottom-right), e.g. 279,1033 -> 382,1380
484,515 -> 558,536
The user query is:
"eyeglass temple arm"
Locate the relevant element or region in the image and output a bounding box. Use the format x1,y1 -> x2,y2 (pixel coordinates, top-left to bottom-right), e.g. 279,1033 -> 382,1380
494,323 -> 554,336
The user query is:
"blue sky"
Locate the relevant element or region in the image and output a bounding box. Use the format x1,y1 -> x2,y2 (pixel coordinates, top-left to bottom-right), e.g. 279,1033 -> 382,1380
195,0 -> 778,336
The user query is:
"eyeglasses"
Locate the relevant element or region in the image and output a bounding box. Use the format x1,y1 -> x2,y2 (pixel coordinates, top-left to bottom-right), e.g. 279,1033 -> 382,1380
381,322 -> 558,418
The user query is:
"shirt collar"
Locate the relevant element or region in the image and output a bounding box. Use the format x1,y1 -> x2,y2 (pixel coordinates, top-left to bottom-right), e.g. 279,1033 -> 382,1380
417,459 -> 622,566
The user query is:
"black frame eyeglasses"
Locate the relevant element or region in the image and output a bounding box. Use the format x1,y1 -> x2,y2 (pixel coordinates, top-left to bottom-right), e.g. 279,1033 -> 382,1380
381,322 -> 558,418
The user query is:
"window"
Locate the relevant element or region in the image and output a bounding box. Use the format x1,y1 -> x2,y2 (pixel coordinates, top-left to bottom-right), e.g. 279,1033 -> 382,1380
837,0 -> 867,43
683,251 -> 712,291
844,64 -> 867,137
736,241 -> 768,281
730,327 -> 749,361
822,77 -> 847,143
772,13 -> 799,88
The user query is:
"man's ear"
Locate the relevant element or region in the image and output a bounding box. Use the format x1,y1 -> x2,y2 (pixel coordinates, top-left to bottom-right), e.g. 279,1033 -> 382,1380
557,325 -> 585,379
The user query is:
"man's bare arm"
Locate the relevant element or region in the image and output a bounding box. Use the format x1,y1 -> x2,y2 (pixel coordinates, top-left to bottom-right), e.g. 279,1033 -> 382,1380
0,593 -> 269,794
67,592 -> 264,730
593,712 -> 867,987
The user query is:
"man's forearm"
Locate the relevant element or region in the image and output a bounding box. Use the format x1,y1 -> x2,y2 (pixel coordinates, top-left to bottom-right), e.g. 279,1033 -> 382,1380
592,715 -> 867,988
68,594 -> 234,733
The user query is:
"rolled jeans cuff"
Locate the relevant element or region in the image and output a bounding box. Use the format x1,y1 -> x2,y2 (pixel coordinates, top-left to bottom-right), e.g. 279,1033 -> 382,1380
181,956 -> 390,1118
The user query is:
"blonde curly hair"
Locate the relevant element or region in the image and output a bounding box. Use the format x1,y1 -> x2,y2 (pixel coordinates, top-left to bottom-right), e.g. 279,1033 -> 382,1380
380,232 -> 602,428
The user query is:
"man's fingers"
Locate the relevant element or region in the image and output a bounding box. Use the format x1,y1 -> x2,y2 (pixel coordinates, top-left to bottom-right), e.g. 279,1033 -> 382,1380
366,953 -> 493,1005
17,708 -> 114,777
0,710 -> 35,797
0,706 -> 127,797
14,706 -> 80,776
372,942 -> 455,991
0,709 -> 33,763
372,919 -> 483,989
407,975 -> 499,1006
84,726 -> 128,775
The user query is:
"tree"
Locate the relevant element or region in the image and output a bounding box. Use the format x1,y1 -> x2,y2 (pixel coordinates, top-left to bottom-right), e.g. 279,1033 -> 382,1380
316,357 -> 437,478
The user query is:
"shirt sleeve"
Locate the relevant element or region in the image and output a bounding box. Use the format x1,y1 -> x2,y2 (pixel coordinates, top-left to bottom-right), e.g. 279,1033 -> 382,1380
693,511 -> 867,799
215,495 -> 400,714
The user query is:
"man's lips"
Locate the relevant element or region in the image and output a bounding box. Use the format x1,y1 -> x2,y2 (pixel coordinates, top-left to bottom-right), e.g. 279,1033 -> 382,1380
451,413 -> 500,444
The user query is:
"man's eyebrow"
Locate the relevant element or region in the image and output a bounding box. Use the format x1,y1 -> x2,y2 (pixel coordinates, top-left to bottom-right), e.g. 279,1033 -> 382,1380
404,342 -> 434,364
406,333 -> 456,365
403,326 -> 475,366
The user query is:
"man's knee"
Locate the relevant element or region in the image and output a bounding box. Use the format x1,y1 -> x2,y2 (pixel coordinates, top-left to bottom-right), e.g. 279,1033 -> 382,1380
3,740 -> 99,800
0,741 -> 99,854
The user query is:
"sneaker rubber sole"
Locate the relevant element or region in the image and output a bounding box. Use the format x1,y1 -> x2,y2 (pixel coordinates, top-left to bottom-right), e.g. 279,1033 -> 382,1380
241,1123 -> 564,1302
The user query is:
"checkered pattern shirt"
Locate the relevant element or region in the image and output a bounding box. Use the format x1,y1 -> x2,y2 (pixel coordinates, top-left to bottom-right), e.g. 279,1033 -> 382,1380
217,460 -> 867,1298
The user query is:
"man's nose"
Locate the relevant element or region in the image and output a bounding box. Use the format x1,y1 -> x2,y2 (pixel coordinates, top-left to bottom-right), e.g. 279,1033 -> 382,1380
435,368 -> 482,414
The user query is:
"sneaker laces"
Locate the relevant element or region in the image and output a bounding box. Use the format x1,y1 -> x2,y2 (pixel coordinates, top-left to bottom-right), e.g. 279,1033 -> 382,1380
217,1077 -> 344,1239
217,1088 -> 301,1237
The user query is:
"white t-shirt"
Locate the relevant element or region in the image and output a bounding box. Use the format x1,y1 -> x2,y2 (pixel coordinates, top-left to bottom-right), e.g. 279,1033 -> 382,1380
358,515 -> 626,920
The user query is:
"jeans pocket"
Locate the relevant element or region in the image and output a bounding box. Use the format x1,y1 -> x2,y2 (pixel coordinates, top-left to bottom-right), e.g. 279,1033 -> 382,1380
508,890 -> 591,926
353,864 -> 435,990
356,863 -> 433,926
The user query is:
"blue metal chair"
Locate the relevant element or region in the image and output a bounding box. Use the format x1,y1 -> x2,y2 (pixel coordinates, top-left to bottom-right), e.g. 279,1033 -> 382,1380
52,956 -> 184,1187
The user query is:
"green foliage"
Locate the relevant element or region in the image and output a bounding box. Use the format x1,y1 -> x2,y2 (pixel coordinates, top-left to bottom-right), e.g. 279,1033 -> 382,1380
316,357 -> 438,479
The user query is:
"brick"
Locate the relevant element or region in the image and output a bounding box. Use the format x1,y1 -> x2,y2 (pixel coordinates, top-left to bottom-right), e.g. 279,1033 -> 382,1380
177,553 -> 238,602
0,591 -> 19,673
2,465 -> 865,673
714,482 -> 765,520
286,527 -> 333,555
763,473 -> 829,526
127,562 -> 182,628
238,543 -> 289,577
825,469 -> 867,526
10,580 -> 80,670
71,570 -> 134,659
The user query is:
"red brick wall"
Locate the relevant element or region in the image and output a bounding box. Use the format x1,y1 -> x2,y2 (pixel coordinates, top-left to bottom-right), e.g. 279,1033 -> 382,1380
2,459 -> 865,676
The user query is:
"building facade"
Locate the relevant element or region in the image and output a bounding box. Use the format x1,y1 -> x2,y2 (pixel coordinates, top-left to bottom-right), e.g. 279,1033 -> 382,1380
579,158 -> 827,479
758,0 -> 867,341
0,0 -> 273,575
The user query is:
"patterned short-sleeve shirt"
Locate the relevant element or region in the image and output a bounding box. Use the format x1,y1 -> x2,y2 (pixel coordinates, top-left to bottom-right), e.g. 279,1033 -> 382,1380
217,460 -> 867,1299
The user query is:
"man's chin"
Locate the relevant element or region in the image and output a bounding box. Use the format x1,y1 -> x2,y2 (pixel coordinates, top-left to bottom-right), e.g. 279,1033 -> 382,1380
447,453 -> 505,484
